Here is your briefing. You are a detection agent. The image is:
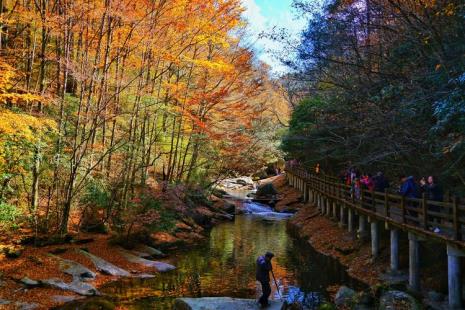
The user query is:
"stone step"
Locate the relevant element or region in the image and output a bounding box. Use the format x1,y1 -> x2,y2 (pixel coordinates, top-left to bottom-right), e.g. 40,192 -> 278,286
173,297 -> 284,310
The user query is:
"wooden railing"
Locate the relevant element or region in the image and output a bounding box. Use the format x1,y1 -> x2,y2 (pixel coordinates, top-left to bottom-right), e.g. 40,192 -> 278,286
286,165 -> 465,246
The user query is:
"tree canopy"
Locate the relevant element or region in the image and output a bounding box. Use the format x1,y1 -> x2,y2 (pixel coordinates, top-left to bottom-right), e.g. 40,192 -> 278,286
0,0 -> 288,235
282,0 -> 465,192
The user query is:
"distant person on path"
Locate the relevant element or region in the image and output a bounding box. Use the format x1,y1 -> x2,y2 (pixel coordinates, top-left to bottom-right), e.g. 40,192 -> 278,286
373,172 -> 389,192
399,175 -> 420,218
420,176 -> 443,232
420,176 -> 443,202
361,173 -> 375,191
256,251 -> 274,308
353,178 -> 362,200
315,163 -> 320,175
398,175 -> 419,199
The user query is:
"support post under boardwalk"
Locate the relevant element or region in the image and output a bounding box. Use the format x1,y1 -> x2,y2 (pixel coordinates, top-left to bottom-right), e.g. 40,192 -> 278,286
332,202 -> 337,220
303,183 -> 308,202
408,232 -> 421,292
447,245 -> 465,309
348,209 -> 354,233
390,229 -> 399,272
371,221 -> 379,259
358,214 -> 368,240
339,206 -> 346,227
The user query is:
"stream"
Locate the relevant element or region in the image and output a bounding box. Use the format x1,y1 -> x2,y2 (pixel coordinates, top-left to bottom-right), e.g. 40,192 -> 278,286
60,201 -> 365,309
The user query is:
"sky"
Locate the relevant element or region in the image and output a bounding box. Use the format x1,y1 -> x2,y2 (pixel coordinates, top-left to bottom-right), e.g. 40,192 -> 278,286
241,0 -> 307,74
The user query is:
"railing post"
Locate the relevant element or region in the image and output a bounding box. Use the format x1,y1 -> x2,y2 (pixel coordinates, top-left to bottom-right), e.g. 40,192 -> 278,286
422,193 -> 428,230
384,189 -> 389,218
453,197 -> 461,241
401,196 -> 406,224
371,189 -> 376,212
360,188 -> 364,210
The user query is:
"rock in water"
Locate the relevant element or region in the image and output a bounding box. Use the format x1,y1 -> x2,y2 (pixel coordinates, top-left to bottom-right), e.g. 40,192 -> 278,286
131,250 -> 153,259
137,245 -> 166,258
173,297 -> 284,310
256,183 -> 278,197
51,295 -> 83,303
78,249 -> 130,277
15,302 -> 39,310
334,286 -> 356,306
119,250 -> 175,272
41,278 -> 98,296
20,277 -> 40,287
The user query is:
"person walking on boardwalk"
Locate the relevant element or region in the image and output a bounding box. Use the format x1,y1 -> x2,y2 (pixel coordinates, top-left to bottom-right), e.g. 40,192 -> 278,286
373,171 -> 389,192
398,175 -> 419,199
420,175 -> 443,232
256,251 -> 274,308
399,175 -> 420,218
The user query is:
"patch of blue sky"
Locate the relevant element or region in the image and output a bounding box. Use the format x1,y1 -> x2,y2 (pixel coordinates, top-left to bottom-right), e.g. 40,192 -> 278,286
241,0 -> 307,74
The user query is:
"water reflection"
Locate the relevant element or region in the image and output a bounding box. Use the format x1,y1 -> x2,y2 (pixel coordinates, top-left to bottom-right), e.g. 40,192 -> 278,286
60,214 -> 365,309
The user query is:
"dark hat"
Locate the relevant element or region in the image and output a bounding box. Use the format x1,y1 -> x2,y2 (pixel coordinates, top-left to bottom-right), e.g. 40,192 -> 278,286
265,251 -> 274,258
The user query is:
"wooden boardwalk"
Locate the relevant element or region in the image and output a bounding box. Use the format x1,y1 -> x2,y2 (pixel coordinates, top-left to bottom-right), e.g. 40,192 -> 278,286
286,166 -> 465,309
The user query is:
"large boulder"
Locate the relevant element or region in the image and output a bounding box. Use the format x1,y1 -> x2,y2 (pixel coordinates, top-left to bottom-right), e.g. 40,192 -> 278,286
334,286 -> 356,306
189,207 -> 215,227
379,290 -> 421,310
173,297 -> 283,310
256,183 -> 278,198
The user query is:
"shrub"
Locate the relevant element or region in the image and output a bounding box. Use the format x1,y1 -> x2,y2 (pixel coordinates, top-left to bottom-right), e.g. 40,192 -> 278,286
0,202 -> 23,230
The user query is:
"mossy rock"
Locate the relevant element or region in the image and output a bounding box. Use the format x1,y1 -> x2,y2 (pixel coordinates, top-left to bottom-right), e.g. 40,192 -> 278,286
318,302 -> 336,310
212,188 -> 227,198
1,245 -> 24,258
379,290 -> 421,310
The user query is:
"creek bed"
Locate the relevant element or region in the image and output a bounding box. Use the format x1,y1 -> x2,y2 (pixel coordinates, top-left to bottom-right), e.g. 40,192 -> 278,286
58,205 -> 365,309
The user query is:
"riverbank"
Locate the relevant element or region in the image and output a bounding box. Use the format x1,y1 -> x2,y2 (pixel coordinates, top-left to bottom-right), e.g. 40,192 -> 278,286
288,206 -> 387,286
0,184 -> 235,309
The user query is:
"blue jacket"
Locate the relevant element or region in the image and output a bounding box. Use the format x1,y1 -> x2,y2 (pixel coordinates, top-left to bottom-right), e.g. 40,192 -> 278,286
256,256 -> 272,282
399,176 -> 419,198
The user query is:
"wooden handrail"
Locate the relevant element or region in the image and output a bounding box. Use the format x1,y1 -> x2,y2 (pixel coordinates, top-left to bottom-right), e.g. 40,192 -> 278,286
285,165 -> 464,243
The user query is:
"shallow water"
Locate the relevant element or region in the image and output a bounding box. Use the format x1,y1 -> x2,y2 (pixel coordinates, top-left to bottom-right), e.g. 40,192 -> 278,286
61,208 -> 365,309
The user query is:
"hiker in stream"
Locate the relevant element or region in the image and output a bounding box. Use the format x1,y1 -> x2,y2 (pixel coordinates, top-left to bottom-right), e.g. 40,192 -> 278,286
256,251 -> 274,308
